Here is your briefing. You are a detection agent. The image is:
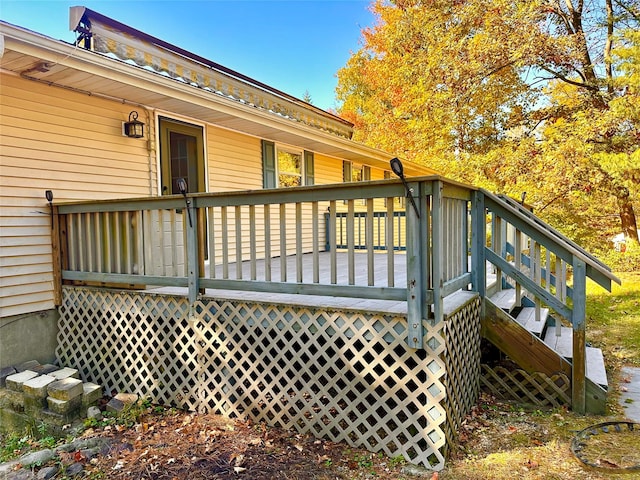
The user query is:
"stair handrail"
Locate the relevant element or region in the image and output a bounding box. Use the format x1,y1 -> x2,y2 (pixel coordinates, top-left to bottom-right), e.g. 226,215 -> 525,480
495,193 -> 612,274
483,189 -> 620,291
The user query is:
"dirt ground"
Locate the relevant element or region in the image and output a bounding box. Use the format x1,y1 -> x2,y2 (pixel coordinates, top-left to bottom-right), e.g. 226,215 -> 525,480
67,393 -> 639,480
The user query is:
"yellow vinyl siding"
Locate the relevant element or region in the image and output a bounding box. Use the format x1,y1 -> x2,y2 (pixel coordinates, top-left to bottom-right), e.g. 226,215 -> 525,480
207,127 -> 263,192
0,73 -> 150,317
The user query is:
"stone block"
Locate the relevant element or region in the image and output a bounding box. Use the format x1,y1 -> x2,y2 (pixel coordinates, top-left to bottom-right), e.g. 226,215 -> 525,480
49,367 -> 80,381
82,382 -> 102,407
47,378 -> 83,401
0,388 -> 25,411
5,370 -> 39,392
23,375 -> 57,399
47,395 -> 82,416
31,364 -> 59,375
106,392 -> 139,414
39,408 -> 79,427
15,360 -> 40,372
0,366 -> 17,387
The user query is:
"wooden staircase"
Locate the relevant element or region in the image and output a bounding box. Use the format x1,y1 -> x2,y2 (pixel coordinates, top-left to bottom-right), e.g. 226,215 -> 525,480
473,190 -> 620,414
482,291 -> 608,413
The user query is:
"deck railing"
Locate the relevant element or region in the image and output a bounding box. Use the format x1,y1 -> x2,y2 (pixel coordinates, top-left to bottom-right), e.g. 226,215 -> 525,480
52,175 -> 619,410
53,177 -> 472,349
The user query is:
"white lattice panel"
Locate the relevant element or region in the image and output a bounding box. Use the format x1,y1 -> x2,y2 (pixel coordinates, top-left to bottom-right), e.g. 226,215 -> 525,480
441,295 -> 482,449
56,286 -> 462,470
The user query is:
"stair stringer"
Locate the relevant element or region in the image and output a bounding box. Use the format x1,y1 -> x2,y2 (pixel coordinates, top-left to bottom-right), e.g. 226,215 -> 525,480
481,297 -> 607,413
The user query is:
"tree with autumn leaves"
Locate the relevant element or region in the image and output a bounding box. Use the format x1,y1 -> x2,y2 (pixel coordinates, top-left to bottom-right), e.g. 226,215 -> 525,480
337,0 -> 639,256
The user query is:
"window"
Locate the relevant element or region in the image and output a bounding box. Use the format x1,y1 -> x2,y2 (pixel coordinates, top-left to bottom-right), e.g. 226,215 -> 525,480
278,149 -> 302,187
343,161 -> 370,183
262,140 -> 314,188
343,161 -> 370,205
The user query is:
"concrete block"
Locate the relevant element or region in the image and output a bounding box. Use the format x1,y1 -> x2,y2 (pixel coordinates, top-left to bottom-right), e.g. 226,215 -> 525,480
82,383 -> 102,407
49,367 -> 80,381
31,364 -> 59,375
47,395 -> 82,415
23,375 -> 57,399
47,378 -> 83,401
23,375 -> 58,411
15,360 -> 40,372
0,366 -> 17,388
5,370 -> 39,392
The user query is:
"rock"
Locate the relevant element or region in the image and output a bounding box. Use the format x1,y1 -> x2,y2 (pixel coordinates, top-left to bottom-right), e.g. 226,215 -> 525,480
401,464 -> 438,477
63,463 -> 84,476
87,405 -> 102,420
114,392 -> 139,405
19,448 -> 56,468
5,469 -> 35,479
15,360 -> 40,373
36,465 -> 59,480
55,436 -> 111,453
31,364 -> 59,376
0,365 -> 17,387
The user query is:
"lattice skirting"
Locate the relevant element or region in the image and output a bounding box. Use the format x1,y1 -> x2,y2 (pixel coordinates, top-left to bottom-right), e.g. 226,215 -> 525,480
441,294 -> 482,451
480,365 -> 571,407
56,286 -> 486,470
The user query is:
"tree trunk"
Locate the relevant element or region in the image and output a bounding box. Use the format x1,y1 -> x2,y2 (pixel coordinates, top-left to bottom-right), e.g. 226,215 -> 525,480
618,187 -> 639,243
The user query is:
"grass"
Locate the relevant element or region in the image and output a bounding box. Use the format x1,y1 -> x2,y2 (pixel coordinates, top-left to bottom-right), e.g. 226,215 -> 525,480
586,271 -> 640,368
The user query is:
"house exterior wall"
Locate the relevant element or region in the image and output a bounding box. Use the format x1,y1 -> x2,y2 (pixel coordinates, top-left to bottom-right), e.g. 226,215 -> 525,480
0,73 -> 151,318
0,73 -> 411,319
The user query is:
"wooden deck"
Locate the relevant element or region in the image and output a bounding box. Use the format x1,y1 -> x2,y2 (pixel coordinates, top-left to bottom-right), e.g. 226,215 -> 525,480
150,251 -> 409,314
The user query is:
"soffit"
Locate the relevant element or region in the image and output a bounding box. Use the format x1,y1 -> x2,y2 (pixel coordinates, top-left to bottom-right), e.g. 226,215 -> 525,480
0,23 -> 436,176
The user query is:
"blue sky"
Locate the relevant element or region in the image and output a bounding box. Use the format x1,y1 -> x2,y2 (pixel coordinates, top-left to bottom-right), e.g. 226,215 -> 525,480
0,0 -> 375,111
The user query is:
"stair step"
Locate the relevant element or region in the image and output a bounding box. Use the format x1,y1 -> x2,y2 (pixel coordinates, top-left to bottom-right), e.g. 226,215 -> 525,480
515,307 -> 549,336
543,326 -> 573,357
543,327 -> 608,387
489,289 -> 516,312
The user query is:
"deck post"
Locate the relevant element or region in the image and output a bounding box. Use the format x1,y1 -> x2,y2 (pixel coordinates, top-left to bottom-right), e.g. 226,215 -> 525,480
572,257 -> 587,414
406,181 -> 425,349
470,191 -> 486,306
51,206 -> 63,306
431,180 -> 444,328
186,199 -> 200,307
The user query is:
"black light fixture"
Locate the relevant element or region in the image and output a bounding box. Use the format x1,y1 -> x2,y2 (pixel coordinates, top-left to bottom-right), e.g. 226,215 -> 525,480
124,110 -> 144,138
390,157 -> 420,218
177,177 -> 193,228
45,190 -> 54,230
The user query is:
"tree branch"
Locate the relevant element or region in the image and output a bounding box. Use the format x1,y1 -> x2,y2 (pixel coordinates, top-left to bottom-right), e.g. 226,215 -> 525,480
538,65 -> 598,91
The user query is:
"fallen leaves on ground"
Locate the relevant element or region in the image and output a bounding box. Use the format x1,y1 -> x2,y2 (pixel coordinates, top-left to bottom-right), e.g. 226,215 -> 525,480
83,410 -> 415,479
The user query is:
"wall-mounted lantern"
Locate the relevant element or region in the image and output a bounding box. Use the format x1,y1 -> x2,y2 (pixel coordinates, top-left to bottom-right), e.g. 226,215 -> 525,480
124,111 -> 144,138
